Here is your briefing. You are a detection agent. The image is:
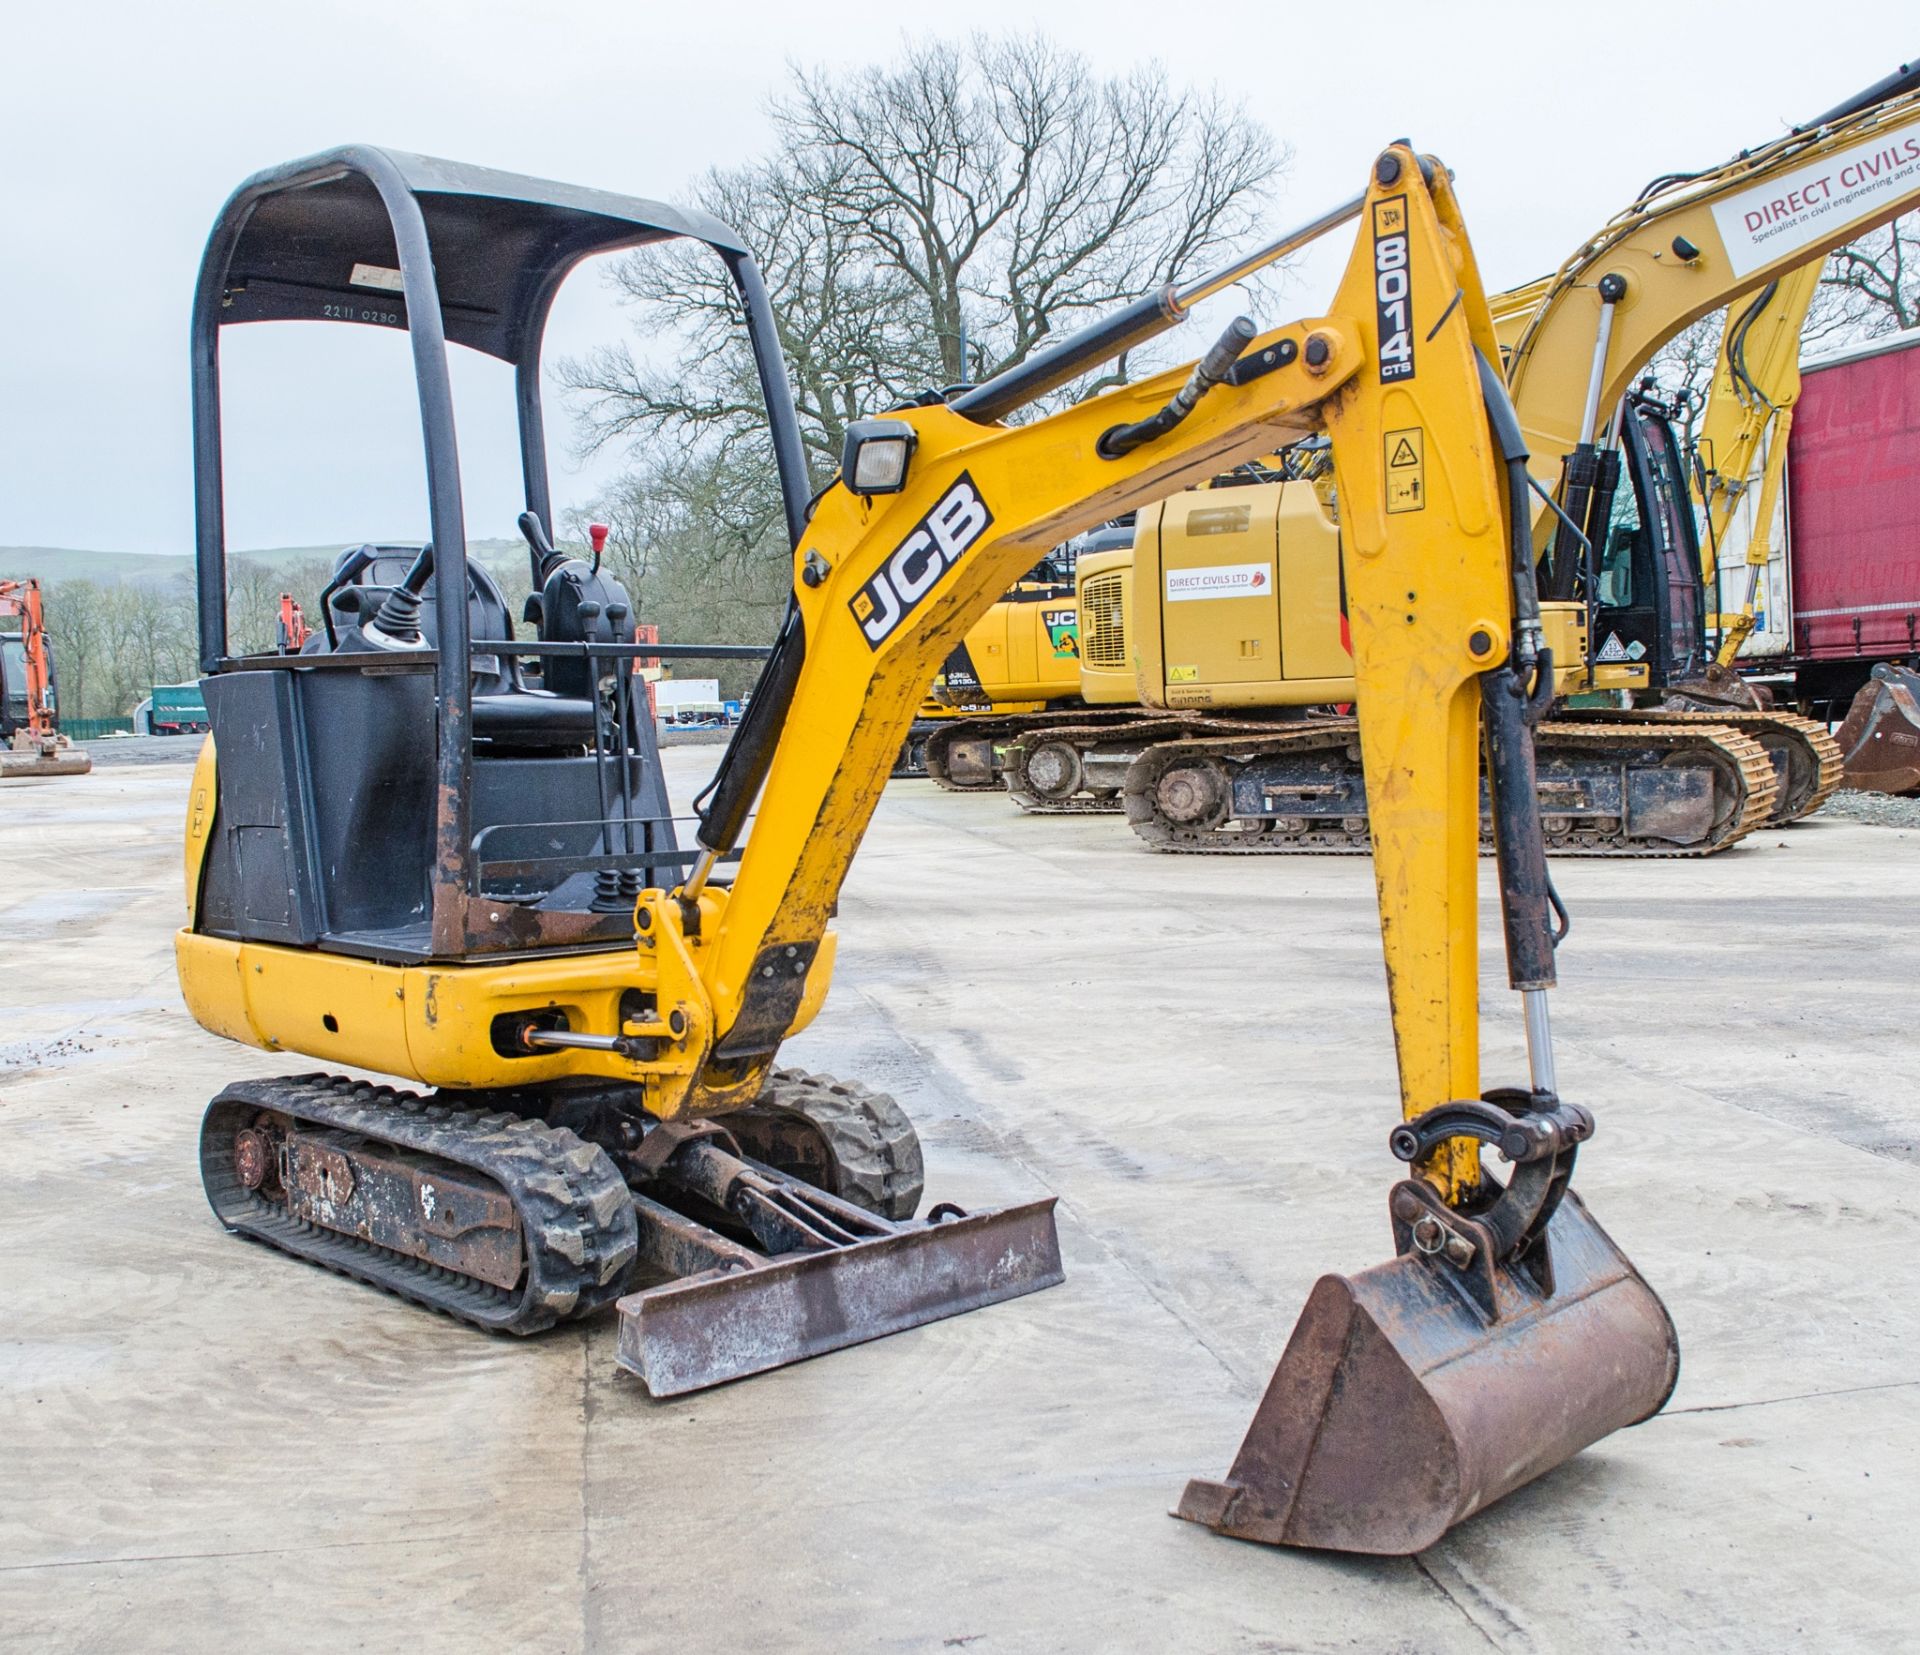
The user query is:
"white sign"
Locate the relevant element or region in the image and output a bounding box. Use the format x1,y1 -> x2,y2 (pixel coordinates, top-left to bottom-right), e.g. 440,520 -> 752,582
1165,562 -> 1273,603
1712,131 -> 1920,278
655,678 -> 721,709
349,262 -> 406,292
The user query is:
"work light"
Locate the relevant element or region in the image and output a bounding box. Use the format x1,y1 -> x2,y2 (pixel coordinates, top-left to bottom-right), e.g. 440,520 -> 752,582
841,419 -> 918,495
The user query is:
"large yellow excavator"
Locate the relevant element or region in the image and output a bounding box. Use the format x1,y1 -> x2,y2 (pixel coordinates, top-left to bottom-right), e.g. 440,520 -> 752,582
929,62 -> 1920,852
179,141 -> 1676,1555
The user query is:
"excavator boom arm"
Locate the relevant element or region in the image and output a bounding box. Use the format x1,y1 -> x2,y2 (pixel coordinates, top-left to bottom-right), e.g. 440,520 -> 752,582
1497,69 -> 1920,487
696,152 -> 1520,1156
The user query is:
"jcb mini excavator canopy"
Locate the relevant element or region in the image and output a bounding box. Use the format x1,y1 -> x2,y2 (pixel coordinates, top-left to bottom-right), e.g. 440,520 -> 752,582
189,146 -> 815,958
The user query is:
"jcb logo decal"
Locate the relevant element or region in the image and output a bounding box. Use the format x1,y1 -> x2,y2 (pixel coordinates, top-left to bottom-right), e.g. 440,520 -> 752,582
1373,195 -> 1414,383
849,473 -> 995,649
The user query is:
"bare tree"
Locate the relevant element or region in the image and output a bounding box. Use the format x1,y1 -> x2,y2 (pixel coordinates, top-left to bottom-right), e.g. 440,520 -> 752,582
775,35 -> 1283,386
563,152 -> 935,483
1644,312 -> 1726,430
1813,210 -> 1919,340
560,34 -> 1284,639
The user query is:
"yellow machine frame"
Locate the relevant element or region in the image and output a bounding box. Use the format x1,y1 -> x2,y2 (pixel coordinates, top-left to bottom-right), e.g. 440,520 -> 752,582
182,149 -> 1516,1175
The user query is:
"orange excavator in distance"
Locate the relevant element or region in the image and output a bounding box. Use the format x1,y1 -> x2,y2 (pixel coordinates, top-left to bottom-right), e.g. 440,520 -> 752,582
0,579 -> 91,779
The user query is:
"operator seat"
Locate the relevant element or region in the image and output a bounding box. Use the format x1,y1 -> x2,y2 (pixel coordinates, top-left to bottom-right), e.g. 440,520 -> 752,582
318,544 -> 601,750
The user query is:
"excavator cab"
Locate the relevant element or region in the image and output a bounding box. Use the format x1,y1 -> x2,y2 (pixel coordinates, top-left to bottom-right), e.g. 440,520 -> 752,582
183,150 -> 738,954
1583,386 -> 1710,689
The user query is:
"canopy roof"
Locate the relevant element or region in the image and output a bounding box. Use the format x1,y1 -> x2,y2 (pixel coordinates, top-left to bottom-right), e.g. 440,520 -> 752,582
211,146 -> 745,364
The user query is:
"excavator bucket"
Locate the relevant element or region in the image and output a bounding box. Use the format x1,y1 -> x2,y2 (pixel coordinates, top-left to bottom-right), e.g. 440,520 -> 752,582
1835,664 -> 1920,796
1177,1188 -> 1678,1555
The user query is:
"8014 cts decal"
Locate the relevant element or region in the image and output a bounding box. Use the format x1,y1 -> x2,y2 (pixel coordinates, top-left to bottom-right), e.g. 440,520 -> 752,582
847,472 -> 995,649
1372,195 -> 1414,383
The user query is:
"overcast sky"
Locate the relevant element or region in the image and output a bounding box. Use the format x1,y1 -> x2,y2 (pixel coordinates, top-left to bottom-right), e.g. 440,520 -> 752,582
3,0 -> 1911,557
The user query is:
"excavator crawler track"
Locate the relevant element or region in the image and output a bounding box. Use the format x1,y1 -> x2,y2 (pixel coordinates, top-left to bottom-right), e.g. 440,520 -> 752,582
200,1074 -> 639,1335
726,1067 -> 926,1220
1574,708 -> 1842,824
924,707 -> 1178,795
1123,717 -> 1779,857
1004,714 -> 1295,815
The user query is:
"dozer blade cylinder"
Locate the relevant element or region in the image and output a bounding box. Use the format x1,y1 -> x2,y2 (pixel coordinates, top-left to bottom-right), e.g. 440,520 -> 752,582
615,1198 -> 1063,1396
1176,1192 -> 1677,1555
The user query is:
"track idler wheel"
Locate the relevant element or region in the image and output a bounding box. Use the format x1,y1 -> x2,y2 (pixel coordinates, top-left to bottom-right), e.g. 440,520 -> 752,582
1154,758 -> 1233,830
1020,739 -> 1084,804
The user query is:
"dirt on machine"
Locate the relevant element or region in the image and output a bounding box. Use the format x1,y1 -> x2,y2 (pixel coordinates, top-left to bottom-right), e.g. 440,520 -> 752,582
177,138 -> 1684,1556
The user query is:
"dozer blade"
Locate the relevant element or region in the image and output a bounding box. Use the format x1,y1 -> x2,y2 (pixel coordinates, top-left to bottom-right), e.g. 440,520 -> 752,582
1836,664 -> 1920,796
616,1197 -> 1062,1396
1177,1191 -> 1677,1555
0,747 -> 90,779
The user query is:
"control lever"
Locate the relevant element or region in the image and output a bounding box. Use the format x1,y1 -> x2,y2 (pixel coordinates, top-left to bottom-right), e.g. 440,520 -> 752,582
518,510 -> 563,583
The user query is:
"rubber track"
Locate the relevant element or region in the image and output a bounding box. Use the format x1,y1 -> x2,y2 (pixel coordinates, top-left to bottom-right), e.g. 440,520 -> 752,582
201,1073 -> 639,1335
1122,718 -> 1780,858
1573,708 -> 1843,825
733,1068 -> 926,1221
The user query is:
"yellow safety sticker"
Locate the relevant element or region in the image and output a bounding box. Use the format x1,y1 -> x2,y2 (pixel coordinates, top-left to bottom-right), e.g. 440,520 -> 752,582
1385,427 -> 1425,513
1168,664 -> 1199,682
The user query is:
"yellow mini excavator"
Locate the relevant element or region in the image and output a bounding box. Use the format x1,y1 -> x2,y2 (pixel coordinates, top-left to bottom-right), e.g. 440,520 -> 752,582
178,141 -> 1676,1554
942,60 -> 1920,852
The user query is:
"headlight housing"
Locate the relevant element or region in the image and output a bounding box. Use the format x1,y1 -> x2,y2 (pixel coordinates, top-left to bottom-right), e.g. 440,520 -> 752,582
840,418 -> 918,496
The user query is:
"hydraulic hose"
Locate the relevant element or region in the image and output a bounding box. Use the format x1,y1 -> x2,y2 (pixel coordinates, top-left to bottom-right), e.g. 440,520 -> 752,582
1474,349 -> 1563,996
1096,318 -> 1257,459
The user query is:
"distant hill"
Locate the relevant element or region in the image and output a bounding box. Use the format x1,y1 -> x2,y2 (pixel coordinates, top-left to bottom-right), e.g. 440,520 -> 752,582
0,538 -> 532,589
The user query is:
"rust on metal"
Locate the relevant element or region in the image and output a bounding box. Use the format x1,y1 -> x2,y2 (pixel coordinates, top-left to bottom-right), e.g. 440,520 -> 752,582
277,1124 -> 526,1291
232,1128 -> 272,1191
615,1197 -> 1063,1396
1836,665 -> 1920,796
1176,1190 -> 1677,1555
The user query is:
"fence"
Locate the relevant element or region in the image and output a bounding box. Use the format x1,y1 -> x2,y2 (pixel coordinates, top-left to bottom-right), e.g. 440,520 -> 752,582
63,717 -> 134,740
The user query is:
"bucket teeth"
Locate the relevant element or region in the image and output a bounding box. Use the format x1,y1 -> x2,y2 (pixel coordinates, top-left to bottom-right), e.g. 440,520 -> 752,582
1177,1191 -> 1677,1555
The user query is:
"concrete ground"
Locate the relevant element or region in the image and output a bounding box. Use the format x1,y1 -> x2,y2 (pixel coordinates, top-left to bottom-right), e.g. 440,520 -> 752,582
3,747 -> 1917,1653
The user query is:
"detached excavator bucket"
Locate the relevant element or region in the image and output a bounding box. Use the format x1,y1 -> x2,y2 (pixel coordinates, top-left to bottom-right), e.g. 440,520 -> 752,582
1178,1187 -> 1677,1555
1836,664 -> 1920,796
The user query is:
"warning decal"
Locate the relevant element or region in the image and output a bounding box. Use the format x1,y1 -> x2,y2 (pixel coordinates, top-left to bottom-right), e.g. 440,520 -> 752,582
1595,632 -> 1631,663
1384,427 -> 1425,514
